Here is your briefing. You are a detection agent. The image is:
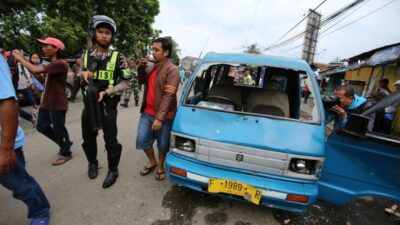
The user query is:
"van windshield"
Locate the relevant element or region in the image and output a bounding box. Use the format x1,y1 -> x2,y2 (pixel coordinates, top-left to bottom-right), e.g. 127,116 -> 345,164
184,63 -> 321,123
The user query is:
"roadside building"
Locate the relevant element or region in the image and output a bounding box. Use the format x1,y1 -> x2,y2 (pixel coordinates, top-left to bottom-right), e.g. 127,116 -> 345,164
319,67 -> 347,96
344,43 -> 400,96
180,56 -> 200,71
344,43 -> 400,134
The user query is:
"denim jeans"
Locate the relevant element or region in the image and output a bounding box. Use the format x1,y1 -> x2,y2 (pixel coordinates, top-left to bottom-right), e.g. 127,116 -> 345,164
0,148 -> 50,219
18,88 -> 37,122
19,108 -> 33,122
36,108 -> 72,156
19,88 -> 37,106
136,112 -> 173,153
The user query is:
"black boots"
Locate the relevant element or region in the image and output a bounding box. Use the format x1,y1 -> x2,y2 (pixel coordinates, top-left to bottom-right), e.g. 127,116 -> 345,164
120,99 -> 128,108
102,170 -> 119,188
102,144 -> 122,188
88,163 -> 99,179
87,164 -> 119,189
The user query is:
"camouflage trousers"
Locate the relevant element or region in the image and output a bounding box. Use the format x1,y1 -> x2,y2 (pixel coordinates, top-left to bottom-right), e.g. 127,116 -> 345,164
123,78 -> 140,103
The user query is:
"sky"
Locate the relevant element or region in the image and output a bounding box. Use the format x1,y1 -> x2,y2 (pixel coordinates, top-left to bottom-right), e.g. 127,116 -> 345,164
153,0 -> 400,63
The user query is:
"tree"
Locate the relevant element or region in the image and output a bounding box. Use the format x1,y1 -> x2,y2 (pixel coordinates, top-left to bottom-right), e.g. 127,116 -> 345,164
0,0 -> 160,57
243,43 -> 261,54
0,1 -> 44,51
163,36 -> 180,66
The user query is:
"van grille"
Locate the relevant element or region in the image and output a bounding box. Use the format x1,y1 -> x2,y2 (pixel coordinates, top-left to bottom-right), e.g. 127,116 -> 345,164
196,138 -> 288,176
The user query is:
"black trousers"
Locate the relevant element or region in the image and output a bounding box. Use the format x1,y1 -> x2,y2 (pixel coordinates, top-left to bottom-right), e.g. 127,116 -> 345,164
36,108 -> 72,156
81,96 -> 122,171
70,78 -> 80,101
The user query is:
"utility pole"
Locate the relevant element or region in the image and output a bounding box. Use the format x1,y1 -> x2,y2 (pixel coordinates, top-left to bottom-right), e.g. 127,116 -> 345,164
302,9 -> 321,64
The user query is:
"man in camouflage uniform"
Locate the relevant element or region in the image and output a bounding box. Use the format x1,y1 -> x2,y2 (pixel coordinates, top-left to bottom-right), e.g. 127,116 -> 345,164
120,59 -> 140,107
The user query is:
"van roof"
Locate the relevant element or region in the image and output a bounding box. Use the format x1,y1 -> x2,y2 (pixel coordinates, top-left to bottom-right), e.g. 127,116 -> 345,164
202,52 -> 312,72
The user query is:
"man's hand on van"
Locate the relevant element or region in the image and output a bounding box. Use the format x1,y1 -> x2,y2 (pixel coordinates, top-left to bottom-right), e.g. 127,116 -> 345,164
331,105 -> 346,119
152,119 -> 162,131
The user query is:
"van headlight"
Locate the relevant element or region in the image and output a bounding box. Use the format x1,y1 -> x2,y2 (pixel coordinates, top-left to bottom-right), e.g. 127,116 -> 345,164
174,136 -> 196,152
289,158 -> 322,176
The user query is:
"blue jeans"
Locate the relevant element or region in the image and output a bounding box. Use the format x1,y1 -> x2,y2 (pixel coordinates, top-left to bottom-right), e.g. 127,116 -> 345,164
18,88 -> 37,106
0,148 -> 50,219
136,112 -> 173,153
19,108 -> 33,122
18,88 -> 37,122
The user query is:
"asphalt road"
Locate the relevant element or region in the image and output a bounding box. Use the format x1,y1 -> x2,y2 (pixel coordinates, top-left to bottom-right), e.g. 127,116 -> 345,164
0,92 -> 398,225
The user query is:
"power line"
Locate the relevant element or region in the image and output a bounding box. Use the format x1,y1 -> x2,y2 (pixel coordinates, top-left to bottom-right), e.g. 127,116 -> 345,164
272,0 -> 327,45
277,0 -> 398,53
278,0 -> 370,53
320,0 -> 370,34
320,0 -> 398,37
243,0 -> 262,45
267,0 -> 328,49
264,0 -> 366,51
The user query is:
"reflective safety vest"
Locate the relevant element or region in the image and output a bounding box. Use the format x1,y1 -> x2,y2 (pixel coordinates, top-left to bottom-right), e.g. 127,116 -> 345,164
122,68 -> 131,78
83,50 -> 119,88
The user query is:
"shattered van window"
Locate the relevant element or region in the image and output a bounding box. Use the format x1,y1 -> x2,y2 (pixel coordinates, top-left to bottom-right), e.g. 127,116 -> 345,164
184,63 -> 321,123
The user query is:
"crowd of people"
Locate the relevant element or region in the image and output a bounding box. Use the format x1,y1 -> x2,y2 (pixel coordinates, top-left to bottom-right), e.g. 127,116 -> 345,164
0,15 -> 180,225
1,13 -> 399,225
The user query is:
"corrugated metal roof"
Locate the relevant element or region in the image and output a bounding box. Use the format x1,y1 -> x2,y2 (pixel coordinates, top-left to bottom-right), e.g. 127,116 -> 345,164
347,43 -> 400,69
319,67 -> 347,77
348,42 -> 400,61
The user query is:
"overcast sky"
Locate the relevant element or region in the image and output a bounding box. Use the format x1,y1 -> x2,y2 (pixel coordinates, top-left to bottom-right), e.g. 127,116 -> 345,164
153,0 -> 400,63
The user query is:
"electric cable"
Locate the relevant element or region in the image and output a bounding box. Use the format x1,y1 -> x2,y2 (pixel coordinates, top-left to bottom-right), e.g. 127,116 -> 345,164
264,0 -> 366,51
276,0 -> 398,54
267,0 -> 328,48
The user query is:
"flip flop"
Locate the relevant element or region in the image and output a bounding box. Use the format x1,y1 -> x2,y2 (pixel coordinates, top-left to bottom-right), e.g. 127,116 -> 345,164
140,164 -> 158,176
155,171 -> 166,181
52,155 -> 72,166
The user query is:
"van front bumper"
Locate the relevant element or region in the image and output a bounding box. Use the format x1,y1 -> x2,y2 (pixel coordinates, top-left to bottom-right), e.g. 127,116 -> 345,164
166,152 -> 318,213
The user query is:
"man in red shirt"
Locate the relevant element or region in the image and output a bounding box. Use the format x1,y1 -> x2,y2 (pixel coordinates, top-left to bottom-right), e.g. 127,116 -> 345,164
136,37 -> 180,181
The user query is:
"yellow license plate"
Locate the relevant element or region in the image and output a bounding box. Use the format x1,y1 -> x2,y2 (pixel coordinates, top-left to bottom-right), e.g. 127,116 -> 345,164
208,179 -> 262,205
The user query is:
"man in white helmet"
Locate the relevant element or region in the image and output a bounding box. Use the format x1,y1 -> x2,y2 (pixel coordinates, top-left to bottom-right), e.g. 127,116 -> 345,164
80,15 -> 131,188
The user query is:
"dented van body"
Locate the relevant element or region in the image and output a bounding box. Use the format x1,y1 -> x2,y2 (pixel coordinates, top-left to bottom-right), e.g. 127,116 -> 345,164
165,53 -> 400,212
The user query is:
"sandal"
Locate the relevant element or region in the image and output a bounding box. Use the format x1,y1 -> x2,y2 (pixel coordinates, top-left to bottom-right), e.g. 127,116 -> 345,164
52,155 -> 72,166
140,164 -> 158,176
155,171 -> 166,181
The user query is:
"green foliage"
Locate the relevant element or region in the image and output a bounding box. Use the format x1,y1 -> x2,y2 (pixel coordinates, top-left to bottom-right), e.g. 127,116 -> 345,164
0,0 -> 161,58
163,36 -> 181,66
243,43 -> 262,54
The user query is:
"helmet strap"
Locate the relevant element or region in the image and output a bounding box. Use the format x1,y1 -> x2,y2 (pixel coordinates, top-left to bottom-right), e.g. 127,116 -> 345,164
96,42 -> 111,49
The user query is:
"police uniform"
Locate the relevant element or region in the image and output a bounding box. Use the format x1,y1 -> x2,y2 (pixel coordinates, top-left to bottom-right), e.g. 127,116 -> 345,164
121,67 -> 140,106
81,48 -> 131,173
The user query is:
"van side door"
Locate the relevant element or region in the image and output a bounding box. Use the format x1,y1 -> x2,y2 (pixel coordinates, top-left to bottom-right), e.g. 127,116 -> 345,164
318,129 -> 400,205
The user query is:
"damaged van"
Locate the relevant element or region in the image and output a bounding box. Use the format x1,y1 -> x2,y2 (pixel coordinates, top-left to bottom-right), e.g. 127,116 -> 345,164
165,53 -> 400,212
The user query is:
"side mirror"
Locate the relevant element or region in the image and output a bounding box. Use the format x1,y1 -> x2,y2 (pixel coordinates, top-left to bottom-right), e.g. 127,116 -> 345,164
342,114 -> 370,138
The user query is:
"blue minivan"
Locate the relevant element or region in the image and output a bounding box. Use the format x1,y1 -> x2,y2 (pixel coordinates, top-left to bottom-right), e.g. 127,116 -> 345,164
166,53 -> 400,212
